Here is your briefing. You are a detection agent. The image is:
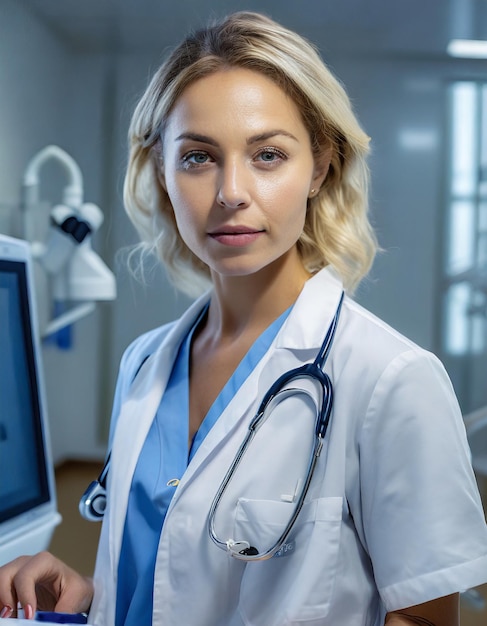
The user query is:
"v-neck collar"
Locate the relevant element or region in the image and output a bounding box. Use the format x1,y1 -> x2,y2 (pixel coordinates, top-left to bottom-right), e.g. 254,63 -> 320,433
184,304 -> 293,462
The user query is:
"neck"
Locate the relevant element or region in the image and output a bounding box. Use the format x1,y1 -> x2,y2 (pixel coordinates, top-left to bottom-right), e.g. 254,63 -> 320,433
206,251 -> 310,340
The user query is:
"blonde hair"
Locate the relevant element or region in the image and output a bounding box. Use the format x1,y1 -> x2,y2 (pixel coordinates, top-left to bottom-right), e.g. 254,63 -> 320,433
124,11 -> 378,296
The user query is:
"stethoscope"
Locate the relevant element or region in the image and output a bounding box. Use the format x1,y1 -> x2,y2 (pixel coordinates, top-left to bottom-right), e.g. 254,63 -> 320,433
79,451 -> 110,521
208,291 -> 344,561
80,292 -> 344,559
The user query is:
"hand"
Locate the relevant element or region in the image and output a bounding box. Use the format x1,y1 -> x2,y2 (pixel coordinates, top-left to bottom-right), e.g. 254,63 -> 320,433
0,552 -> 94,619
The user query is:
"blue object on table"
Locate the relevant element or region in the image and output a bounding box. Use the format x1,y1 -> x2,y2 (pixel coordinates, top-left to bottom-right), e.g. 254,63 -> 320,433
35,612 -> 88,623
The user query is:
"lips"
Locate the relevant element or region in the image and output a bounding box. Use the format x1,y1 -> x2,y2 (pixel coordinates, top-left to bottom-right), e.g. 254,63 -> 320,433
208,225 -> 265,246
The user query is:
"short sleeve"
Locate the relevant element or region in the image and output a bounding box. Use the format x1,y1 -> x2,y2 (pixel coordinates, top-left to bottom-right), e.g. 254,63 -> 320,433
359,349 -> 487,611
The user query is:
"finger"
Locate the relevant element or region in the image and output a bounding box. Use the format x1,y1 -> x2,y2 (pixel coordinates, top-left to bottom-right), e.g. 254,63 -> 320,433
0,605 -> 14,619
17,601 -> 35,620
0,555 -> 31,614
11,552 -> 60,615
54,575 -> 94,615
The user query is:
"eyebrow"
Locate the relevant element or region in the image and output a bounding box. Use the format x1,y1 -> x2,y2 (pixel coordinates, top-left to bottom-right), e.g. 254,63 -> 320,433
174,130 -> 299,146
175,132 -> 218,146
246,130 -> 299,144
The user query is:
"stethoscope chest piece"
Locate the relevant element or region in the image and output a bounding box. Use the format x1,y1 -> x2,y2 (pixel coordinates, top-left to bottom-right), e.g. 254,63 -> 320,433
79,480 -> 107,521
79,452 -> 111,522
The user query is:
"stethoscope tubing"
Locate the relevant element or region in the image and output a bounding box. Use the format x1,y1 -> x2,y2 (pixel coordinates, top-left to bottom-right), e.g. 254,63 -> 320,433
208,395 -> 326,561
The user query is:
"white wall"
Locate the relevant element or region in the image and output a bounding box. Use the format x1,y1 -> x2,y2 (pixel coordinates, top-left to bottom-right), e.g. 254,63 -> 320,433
339,57 -> 487,412
0,0 -> 112,463
0,1 -> 71,209
341,59 -> 445,349
41,52 -> 115,462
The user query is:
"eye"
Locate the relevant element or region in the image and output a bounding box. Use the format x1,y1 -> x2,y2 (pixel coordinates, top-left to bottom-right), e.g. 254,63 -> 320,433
255,147 -> 287,165
181,150 -> 214,168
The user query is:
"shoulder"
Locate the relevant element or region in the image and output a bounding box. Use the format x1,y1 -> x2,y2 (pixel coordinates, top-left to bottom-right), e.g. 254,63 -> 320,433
340,296 -> 444,373
107,320 -> 179,444
343,298 -> 420,354
334,297 -> 456,424
118,321 -> 178,384
115,291 -> 211,390
343,302 -> 461,444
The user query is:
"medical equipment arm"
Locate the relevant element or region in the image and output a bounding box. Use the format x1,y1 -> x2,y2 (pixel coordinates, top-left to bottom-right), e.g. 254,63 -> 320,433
21,145 -> 116,339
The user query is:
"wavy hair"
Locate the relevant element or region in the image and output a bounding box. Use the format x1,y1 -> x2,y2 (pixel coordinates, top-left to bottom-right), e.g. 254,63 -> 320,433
124,11 -> 378,296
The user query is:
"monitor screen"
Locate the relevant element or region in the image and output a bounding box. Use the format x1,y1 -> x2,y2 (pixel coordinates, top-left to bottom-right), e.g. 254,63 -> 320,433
0,259 -> 50,524
0,235 -> 60,565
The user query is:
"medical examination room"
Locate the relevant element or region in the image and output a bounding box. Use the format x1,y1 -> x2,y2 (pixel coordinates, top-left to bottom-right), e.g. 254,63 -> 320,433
0,0 -> 487,624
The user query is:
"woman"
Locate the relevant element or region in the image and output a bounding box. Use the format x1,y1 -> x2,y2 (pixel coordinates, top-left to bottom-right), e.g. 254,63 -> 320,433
1,11 -> 486,626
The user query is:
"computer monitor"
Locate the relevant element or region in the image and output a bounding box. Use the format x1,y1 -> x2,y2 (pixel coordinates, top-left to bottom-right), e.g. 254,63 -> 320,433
0,234 -> 61,566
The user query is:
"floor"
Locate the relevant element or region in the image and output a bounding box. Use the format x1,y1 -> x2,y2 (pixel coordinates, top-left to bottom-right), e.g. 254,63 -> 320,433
50,461 -> 487,624
50,461 -> 103,577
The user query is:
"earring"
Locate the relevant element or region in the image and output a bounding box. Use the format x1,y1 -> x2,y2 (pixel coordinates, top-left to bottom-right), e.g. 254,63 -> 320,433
310,188 -> 316,197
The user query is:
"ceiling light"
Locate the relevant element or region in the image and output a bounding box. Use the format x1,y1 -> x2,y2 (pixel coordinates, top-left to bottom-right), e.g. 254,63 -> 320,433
447,39 -> 487,58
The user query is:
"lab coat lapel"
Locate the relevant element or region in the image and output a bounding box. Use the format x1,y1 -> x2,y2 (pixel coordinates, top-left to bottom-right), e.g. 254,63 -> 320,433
108,291 -> 211,560
274,265 -> 344,353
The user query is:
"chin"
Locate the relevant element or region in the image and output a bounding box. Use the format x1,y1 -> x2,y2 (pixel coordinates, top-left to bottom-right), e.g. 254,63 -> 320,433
209,256 -> 294,281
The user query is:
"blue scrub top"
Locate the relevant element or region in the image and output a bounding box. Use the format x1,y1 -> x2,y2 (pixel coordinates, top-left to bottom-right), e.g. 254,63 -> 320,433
115,307 -> 291,626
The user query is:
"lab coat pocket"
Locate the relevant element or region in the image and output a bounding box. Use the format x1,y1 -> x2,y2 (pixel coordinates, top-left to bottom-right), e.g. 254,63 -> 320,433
236,496 -> 343,626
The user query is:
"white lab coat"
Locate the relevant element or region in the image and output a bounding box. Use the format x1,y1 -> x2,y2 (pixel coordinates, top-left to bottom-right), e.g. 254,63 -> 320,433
89,267 -> 487,626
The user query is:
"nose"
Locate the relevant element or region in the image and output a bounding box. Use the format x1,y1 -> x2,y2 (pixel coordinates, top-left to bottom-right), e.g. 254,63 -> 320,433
216,159 -> 251,209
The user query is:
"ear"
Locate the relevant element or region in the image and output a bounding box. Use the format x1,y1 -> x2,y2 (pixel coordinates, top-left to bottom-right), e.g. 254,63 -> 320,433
309,146 -> 333,197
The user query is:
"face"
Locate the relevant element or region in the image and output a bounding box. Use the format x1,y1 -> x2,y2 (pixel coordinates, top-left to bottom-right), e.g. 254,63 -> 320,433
160,67 -> 330,281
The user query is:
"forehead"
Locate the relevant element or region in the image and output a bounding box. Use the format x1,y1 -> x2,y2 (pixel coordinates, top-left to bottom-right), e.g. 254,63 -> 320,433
164,67 -> 308,139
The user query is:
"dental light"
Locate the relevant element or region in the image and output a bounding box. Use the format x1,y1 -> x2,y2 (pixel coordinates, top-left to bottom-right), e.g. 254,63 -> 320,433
21,145 -> 116,339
